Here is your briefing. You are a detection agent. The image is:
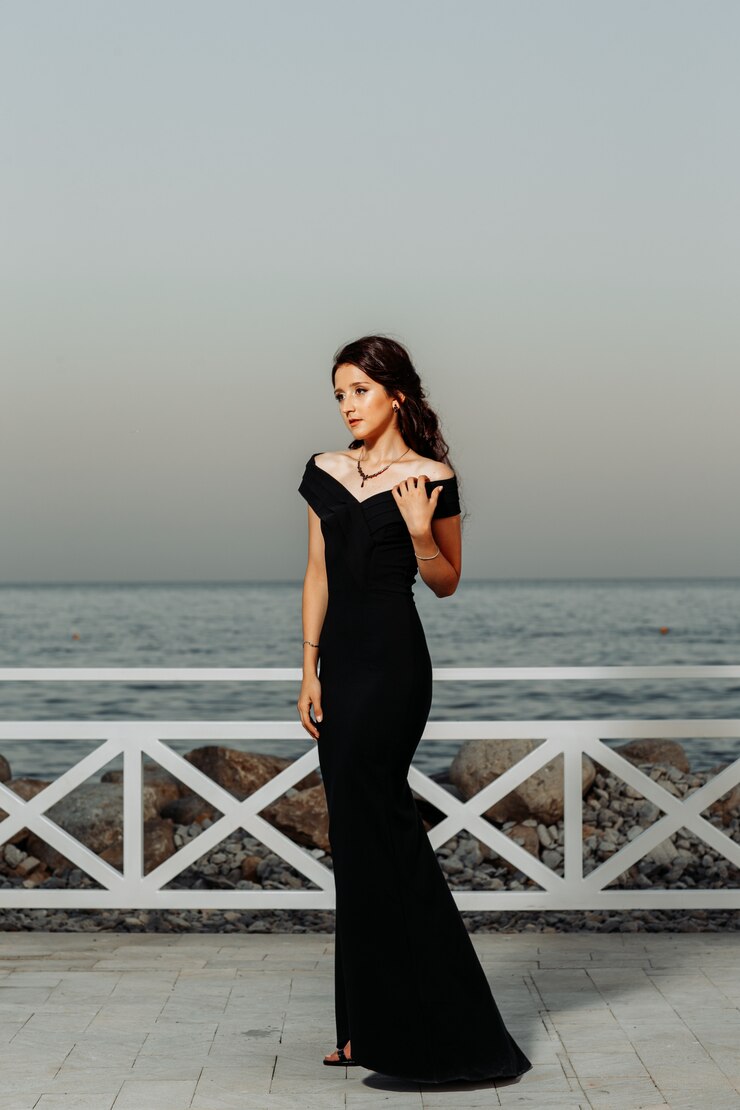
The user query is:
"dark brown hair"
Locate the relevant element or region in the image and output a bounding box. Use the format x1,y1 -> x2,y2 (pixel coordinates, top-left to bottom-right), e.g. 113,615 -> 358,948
331,334 -> 466,523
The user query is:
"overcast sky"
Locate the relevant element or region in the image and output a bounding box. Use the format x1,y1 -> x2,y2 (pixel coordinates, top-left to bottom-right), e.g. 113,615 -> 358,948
2,1 -> 738,582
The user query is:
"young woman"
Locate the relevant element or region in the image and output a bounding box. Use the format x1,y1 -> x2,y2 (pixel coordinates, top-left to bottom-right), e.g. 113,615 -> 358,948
297,335 -> 531,1084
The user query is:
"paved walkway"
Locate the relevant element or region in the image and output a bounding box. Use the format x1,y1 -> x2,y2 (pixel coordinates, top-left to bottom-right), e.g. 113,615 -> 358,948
0,930 -> 738,1109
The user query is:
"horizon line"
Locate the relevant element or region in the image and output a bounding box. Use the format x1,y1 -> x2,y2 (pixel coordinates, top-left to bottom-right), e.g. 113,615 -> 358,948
1,575 -> 740,588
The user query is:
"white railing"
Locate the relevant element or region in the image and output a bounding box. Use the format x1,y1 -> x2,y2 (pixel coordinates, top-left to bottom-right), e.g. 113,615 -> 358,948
0,667 -> 739,911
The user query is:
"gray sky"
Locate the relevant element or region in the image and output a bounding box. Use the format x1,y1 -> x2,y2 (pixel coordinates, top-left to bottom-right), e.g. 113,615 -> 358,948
2,1 -> 738,582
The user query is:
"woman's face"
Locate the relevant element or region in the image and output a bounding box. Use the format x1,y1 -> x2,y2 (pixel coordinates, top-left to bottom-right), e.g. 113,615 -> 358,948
333,363 -> 395,438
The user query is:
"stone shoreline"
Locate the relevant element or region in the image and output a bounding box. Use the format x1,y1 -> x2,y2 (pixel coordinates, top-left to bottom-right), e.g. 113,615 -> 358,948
1,737 -> 738,935
1,906 -> 739,935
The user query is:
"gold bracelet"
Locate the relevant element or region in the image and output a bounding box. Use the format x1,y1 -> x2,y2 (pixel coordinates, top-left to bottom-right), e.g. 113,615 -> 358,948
414,544 -> 440,560
303,639 -> 320,647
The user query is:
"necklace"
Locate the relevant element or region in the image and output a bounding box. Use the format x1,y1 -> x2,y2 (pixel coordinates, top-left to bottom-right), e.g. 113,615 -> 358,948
356,446 -> 412,488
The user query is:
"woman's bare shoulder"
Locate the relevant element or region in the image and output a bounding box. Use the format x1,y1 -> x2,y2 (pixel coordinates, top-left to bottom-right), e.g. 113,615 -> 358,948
411,454 -> 456,481
313,450 -> 353,475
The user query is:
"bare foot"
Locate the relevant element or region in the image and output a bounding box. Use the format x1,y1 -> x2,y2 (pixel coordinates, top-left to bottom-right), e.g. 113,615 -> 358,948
323,1038 -> 351,1062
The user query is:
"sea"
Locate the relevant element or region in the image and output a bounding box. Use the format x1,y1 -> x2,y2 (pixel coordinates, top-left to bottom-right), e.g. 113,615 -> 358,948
1,578 -> 739,780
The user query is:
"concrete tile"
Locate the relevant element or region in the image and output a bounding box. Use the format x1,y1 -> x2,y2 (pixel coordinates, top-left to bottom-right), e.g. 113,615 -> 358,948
566,1051 -> 649,1078
42,1068 -> 133,1092
496,1093 -> 586,1109
111,1079 -> 197,1109
419,1089 -> 498,1108
647,1066 -> 734,1090
554,1027 -> 635,1054
351,1099 -> 424,1109
548,1009 -> 622,1027
59,1042 -> 141,1070
703,1047 -> 740,1084
0,1062 -> 62,1083
660,1089 -> 740,1110
578,1077 -> 665,1108
0,1020 -> 25,1045
0,1002 -> 36,1021
129,1056 -> 204,1078
190,1066 -> 275,1107
495,1061 -> 576,1095
0,1096 -> 48,1110
35,1095 -> 119,1110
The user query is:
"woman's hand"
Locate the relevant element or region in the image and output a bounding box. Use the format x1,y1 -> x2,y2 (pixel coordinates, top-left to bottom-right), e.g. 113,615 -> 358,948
297,674 -> 323,742
391,474 -> 444,538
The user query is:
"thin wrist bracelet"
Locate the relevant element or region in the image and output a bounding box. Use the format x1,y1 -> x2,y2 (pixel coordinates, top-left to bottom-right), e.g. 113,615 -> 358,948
303,639 -> 320,648
414,544 -> 440,560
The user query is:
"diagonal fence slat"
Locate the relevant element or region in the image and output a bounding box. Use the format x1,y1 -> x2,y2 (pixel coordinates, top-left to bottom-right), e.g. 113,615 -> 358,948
0,737 -> 127,888
407,766 -> 562,891
581,738 -> 740,891
138,737 -> 333,891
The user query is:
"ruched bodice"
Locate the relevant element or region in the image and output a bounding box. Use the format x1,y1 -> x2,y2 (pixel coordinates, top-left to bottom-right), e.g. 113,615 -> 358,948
298,452 -> 461,599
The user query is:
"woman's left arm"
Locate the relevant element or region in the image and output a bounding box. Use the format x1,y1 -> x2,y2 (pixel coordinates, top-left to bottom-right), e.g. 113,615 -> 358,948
391,473 -> 462,598
411,514 -> 461,598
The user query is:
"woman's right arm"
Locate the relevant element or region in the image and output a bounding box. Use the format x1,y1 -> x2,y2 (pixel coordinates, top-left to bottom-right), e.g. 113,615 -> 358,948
297,503 -> 328,741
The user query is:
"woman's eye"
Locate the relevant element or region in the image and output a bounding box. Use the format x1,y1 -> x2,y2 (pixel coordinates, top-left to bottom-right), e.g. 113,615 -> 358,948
335,388 -> 366,400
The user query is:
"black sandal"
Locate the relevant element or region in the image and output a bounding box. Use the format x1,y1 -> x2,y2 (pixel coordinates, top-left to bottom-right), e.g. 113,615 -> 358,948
323,1043 -> 358,1066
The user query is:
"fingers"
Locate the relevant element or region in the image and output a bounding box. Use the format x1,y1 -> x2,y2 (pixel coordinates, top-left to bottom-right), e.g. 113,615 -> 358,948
297,699 -> 321,742
392,474 -> 432,497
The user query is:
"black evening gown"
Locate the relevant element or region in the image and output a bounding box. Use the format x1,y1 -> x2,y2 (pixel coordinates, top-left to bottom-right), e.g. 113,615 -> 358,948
298,452 -> 532,1084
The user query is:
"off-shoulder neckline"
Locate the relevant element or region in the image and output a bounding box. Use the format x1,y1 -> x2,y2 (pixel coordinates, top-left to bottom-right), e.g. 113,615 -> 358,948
309,452 -> 456,506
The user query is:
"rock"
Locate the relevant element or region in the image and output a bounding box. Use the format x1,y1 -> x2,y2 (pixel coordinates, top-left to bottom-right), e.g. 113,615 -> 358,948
449,739 -> 596,824
441,856 -> 463,875
262,784 -> 329,852
0,753 -> 10,783
184,746 -> 320,799
645,840 -> 678,867
100,818 -> 175,873
636,800 -> 661,824
705,767 -> 740,826
161,795 -> 218,826
101,762 -> 182,811
16,855 -> 41,875
4,843 -> 26,867
614,739 -> 690,774
412,791 -> 446,830
504,823 -> 540,857
240,855 -> 262,881
485,822 -> 541,872
24,783 -> 173,874
0,778 -> 54,845
145,818 -> 177,872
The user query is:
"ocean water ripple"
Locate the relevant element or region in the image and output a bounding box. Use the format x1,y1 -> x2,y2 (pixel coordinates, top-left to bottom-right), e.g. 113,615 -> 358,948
0,578 -> 738,776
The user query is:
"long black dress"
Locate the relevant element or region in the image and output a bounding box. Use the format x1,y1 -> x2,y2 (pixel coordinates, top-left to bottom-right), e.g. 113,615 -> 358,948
298,451 -> 532,1084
